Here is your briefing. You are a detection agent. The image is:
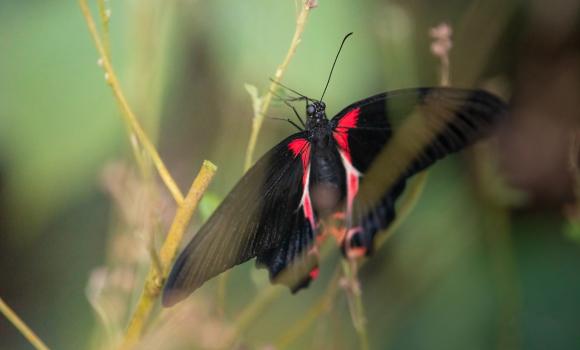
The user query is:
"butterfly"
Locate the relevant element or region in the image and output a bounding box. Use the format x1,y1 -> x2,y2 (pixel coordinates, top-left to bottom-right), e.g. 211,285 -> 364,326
162,34 -> 507,307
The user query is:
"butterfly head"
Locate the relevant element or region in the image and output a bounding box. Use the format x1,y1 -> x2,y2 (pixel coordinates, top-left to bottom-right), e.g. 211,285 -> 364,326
306,100 -> 328,129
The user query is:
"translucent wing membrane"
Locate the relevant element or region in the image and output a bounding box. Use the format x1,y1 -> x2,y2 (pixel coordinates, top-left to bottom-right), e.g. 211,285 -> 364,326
163,133 -> 315,306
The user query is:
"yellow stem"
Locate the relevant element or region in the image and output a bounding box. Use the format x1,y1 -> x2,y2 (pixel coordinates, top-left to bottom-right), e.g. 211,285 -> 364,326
243,0 -> 313,170
79,0 -> 185,205
218,0 -> 315,314
0,297 -> 50,350
341,260 -> 369,350
96,0 -> 111,59
98,0 -> 150,178
120,161 -> 217,349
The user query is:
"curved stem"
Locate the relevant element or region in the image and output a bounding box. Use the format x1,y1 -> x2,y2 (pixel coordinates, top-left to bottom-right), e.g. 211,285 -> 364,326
120,161 -> 217,349
79,0 -> 184,205
0,297 -> 50,350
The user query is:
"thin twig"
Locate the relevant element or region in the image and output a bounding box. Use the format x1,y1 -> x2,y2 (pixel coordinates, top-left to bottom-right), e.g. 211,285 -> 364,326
0,297 -> 50,350
120,161 -> 217,349
96,0 -> 111,59
243,0 -> 314,170
218,0 -> 315,314
79,0 -> 185,205
97,0 -> 151,181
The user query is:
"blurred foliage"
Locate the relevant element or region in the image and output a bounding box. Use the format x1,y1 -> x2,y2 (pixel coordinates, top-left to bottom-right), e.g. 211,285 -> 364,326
1,0 -> 580,349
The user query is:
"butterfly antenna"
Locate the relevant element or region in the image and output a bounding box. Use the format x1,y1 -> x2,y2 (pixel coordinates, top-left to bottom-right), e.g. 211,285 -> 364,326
320,32 -> 353,102
269,78 -> 309,100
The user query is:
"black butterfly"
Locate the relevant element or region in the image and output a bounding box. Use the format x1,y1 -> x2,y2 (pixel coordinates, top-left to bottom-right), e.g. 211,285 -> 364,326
162,35 -> 507,307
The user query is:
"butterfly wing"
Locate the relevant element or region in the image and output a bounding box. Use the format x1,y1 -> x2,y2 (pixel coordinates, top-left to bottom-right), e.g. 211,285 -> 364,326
163,133 -> 318,306
330,87 -> 507,256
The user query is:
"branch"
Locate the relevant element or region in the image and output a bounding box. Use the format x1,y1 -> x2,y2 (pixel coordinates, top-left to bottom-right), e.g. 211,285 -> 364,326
120,161 -> 217,349
341,261 -> 369,350
79,0 -> 185,204
0,297 -> 50,350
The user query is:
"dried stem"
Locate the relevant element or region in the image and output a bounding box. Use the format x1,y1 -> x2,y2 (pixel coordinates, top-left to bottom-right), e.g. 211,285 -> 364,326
218,0 -> 315,314
96,0 -> 111,59
120,161 -> 217,349
243,0 -> 314,170
0,297 -> 50,350
79,0 -> 185,205
341,261 -> 369,350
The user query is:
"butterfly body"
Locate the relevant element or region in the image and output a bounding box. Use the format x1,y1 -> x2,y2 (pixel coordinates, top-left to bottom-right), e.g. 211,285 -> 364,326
162,87 -> 507,307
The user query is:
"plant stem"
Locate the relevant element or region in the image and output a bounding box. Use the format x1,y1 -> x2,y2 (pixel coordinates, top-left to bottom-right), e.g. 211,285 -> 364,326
217,0 -> 316,315
243,0 -> 313,170
341,260 -> 369,350
0,297 -> 50,350
79,0 -> 185,205
96,0 -> 111,59
120,161 -> 217,349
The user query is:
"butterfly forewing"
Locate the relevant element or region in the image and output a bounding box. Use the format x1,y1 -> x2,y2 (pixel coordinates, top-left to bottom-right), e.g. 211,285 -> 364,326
163,133 -> 317,306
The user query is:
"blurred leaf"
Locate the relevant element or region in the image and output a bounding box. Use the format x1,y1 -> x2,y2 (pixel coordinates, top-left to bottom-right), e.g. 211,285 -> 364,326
564,221 -> 580,244
198,192 -> 222,221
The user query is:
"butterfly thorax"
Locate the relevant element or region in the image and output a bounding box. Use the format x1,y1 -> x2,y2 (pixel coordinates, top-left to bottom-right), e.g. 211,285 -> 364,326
303,101 -> 346,215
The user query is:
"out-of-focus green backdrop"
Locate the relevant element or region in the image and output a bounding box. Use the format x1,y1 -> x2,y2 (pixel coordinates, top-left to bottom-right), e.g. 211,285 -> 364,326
1,0 -> 579,349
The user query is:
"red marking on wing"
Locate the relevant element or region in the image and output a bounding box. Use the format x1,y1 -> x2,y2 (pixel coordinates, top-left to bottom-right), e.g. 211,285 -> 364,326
288,138 -> 311,185
309,267 -> 320,280
333,107 -> 360,162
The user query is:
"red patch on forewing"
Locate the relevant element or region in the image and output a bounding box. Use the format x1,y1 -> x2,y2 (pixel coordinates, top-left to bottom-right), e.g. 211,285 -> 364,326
288,138 -> 311,185
333,107 -> 360,162
289,138 -> 316,230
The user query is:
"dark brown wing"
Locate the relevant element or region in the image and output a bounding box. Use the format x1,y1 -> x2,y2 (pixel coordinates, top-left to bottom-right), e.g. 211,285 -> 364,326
163,133 -> 315,306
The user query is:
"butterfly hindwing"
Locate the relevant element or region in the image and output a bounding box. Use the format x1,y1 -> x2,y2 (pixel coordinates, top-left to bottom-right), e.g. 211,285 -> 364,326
163,133 -> 318,306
